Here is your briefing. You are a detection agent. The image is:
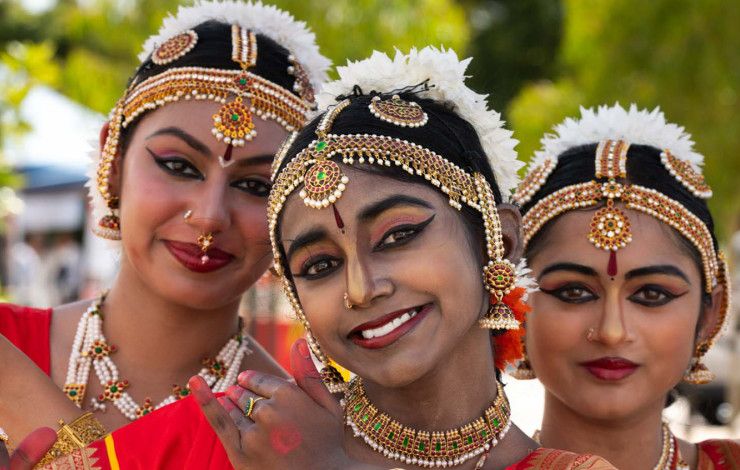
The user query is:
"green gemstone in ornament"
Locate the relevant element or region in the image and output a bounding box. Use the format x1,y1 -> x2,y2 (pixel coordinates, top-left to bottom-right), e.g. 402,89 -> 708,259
453,441 -> 459,449
110,386 -> 118,393
373,422 -> 381,431
317,170 -> 327,181
180,389 -> 190,396
353,403 -> 362,412
387,431 -> 394,440
231,113 -> 240,122
69,390 -> 77,396
362,414 -> 369,422
94,347 -> 103,354
435,442 -> 442,451
403,437 -> 409,447
493,418 -> 500,427
467,436 -> 473,444
315,140 -> 327,152
239,78 -> 248,85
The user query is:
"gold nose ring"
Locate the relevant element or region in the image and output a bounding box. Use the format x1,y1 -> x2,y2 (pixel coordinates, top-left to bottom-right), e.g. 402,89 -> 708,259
343,292 -> 353,310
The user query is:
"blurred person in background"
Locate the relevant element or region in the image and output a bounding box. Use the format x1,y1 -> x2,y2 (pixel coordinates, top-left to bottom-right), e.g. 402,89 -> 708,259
511,104 -> 738,469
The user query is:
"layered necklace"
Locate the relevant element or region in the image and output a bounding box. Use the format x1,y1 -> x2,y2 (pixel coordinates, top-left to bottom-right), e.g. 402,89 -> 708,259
63,294 -> 251,421
343,377 -> 511,469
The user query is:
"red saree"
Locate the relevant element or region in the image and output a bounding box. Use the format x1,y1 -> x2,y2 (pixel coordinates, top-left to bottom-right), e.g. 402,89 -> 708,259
697,439 -> 740,469
0,303 -> 52,374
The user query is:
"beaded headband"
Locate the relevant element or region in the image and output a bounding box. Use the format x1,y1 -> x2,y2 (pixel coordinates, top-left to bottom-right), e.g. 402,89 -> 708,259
514,104 -> 729,368
90,3 -> 328,240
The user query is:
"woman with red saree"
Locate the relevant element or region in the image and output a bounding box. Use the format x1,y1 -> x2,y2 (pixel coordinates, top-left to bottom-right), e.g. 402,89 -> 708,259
510,104 -> 738,469
0,0 -> 329,465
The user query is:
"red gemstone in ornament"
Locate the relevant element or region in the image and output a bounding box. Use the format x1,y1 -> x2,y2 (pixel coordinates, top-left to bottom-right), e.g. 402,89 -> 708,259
607,250 -> 618,277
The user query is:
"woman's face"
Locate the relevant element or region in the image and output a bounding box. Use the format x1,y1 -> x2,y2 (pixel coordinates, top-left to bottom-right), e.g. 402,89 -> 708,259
526,207 -> 718,421
111,99 -> 288,309
279,166 -> 495,388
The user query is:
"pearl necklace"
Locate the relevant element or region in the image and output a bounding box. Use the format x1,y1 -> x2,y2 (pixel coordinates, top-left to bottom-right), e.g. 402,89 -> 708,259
63,295 -> 251,421
343,377 -> 511,468
653,422 -> 690,470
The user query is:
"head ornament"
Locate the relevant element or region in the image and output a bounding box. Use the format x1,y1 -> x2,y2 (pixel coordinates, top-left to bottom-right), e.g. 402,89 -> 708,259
514,103 -> 729,384
269,47 -> 533,393
87,0 -> 329,241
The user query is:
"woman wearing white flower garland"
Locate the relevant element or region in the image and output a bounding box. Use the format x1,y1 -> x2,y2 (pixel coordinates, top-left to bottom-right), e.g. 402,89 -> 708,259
189,48 -> 616,470
0,0 -> 329,465
511,104 -> 737,469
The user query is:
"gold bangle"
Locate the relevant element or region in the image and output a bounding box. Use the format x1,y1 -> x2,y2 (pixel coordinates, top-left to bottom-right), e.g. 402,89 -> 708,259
35,412 -> 107,467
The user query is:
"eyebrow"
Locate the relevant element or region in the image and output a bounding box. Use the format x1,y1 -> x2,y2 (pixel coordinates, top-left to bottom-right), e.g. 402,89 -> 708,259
625,265 -> 690,283
235,154 -> 275,168
358,195 -> 434,222
538,262 -> 598,280
285,228 -> 329,262
146,127 -> 211,156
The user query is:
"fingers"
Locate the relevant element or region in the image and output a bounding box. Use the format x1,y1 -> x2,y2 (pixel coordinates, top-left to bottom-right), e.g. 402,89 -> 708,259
188,376 -> 244,463
290,339 -> 343,418
218,393 -> 254,429
237,370 -> 290,399
9,427 -> 56,470
225,386 -> 265,421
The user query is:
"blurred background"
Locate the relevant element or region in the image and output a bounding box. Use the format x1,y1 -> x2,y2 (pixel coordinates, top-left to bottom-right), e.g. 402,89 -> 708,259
0,0 -> 738,439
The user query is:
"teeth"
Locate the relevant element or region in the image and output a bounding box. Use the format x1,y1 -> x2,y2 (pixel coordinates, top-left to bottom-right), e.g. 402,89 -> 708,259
360,309 -> 418,339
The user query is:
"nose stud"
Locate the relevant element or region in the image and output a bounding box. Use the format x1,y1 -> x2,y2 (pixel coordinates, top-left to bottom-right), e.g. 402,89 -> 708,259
343,292 -> 354,310
586,327 -> 597,342
184,209 -> 193,220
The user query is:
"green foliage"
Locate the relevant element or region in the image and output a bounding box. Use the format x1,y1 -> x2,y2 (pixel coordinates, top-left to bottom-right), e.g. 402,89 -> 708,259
509,0 -> 740,239
463,0 -> 562,112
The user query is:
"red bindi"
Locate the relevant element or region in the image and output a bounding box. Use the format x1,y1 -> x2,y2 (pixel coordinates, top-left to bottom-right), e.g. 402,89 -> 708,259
332,204 -> 345,233
607,250 -> 618,277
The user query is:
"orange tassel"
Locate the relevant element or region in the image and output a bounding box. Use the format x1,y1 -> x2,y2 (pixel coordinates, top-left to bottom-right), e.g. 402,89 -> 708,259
493,287 -> 531,370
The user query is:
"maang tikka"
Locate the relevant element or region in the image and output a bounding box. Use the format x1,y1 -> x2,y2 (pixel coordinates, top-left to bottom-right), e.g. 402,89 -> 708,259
268,95 -> 524,391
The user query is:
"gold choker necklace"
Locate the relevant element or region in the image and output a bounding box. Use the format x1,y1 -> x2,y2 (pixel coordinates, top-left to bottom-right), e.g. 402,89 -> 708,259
343,377 -> 511,468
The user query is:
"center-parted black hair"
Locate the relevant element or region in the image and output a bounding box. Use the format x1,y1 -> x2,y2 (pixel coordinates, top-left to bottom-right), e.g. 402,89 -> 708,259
522,143 -> 718,297
120,20 -> 300,153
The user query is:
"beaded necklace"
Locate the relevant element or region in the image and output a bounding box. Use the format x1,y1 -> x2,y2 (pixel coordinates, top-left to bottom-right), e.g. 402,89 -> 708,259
343,377 -> 511,468
63,294 -> 251,421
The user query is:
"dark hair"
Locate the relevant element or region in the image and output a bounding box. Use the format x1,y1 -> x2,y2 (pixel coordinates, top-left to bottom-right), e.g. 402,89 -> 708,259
120,20 -> 299,154
523,142 -> 717,302
275,91 -> 504,264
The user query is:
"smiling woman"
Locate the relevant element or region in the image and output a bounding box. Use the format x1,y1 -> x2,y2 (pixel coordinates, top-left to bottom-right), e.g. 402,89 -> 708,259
187,47 -> 617,470
511,104 -> 737,469
0,0 -> 329,466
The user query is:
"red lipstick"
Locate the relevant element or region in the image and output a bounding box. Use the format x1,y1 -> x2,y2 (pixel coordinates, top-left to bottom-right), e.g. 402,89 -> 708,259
349,304 -> 432,350
580,357 -> 639,381
165,240 -> 234,273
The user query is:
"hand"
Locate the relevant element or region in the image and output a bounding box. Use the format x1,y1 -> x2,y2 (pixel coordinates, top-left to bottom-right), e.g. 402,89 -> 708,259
191,339 -> 349,470
0,427 -> 56,470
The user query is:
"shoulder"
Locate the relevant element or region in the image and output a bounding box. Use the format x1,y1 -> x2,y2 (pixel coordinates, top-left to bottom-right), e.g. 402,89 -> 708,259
509,447 -> 617,470
697,439 -> 740,469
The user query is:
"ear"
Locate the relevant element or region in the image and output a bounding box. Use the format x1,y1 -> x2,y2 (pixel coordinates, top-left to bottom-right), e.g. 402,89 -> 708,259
98,121 -> 123,201
695,278 -> 727,348
497,202 -> 523,262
